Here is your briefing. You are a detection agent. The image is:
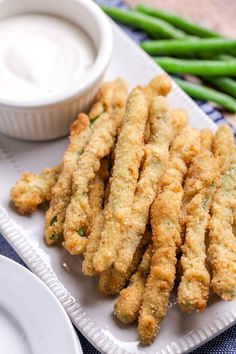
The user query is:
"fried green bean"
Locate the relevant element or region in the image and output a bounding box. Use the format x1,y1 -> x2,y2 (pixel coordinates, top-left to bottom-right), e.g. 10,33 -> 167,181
174,78 -> 236,113
114,245 -> 152,324
213,124 -> 234,173
209,147 -> 236,300
93,86 -> 148,271
170,108 -> 188,133
200,129 -> 214,151
63,80 -> 128,255
11,165 -> 61,214
93,76 -> 172,273
114,96 -> 181,275
82,159 -> 110,276
101,6 -> 186,39
136,4 -> 221,38
142,75 -> 172,100
44,114 -> 92,246
178,151 -> 219,312
45,80 -> 126,246
98,228 -> 151,296
138,126 -> 200,344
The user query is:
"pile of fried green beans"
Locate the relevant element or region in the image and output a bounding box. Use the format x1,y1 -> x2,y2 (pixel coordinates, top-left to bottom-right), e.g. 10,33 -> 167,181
102,4 -> 236,112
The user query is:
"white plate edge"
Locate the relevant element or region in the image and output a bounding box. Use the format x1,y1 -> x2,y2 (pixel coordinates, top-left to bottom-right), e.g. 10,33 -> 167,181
0,21 -> 235,354
0,255 -> 83,354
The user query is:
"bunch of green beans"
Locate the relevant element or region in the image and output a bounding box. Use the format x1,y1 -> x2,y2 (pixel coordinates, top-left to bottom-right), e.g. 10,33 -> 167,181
102,4 -> 236,112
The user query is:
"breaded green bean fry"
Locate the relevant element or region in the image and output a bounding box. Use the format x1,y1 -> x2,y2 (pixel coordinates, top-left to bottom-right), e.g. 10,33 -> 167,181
114,245 -> 152,324
143,75 -> 172,100
94,77 -> 172,272
144,107 -> 188,152
44,113 -> 92,246
209,148 -> 236,300
93,86 -> 149,271
11,165 -> 61,214
45,80 -> 127,246
138,126 -> 200,344
115,106 -> 188,272
213,124 -> 234,173
82,159 -> 110,276
114,96 -> 179,274
170,108 -> 188,134
178,151 -> 219,312
200,129 -> 214,151
98,227 -> 151,296
63,80 -> 128,255
143,75 -> 173,144
94,76 -> 173,273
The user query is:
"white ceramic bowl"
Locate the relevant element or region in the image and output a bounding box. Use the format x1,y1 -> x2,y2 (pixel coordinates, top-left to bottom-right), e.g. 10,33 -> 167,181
0,0 -> 113,141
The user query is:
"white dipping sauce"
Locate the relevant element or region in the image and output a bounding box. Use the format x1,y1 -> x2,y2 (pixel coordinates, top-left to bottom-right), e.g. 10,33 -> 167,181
0,14 -> 95,103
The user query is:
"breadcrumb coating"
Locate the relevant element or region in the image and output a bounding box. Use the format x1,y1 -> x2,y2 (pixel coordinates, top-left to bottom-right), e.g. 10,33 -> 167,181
114,245 -> 152,324
98,227 -> 151,296
200,129 -> 214,151
45,80 -> 127,247
178,151 -> 219,312
213,124 -> 234,173
44,113 -> 91,246
93,87 -> 148,271
114,96 -> 178,275
11,166 -> 61,214
170,108 -> 188,134
143,75 -> 172,100
115,106 -> 188,275
138,126 -> 200,344
93,76 -> 173,273
63,80 -> 128,255
209,146 -> 236,300
82,159 -> 110,276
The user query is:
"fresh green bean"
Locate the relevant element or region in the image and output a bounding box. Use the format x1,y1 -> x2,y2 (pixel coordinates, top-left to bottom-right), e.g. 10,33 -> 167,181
136,4 -> 221,38
101,6 -> 186,39
174,78 -> 236,112
202,77 -> 236,98
217,54 -> 236,61
141,38 -> 236,56
155,57 -> 236,76
198,54 -> 236,61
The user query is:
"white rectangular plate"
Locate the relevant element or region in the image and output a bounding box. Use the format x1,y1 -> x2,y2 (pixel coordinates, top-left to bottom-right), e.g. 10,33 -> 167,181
1,21 -> 235,354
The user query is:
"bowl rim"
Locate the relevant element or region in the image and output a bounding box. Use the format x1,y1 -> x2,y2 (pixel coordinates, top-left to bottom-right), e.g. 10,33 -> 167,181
0,0 -> 113,109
